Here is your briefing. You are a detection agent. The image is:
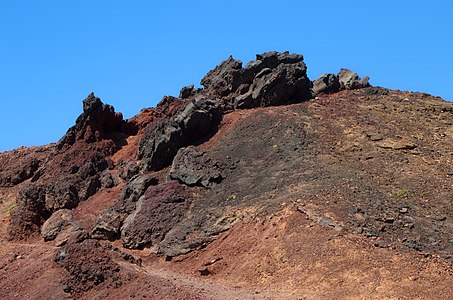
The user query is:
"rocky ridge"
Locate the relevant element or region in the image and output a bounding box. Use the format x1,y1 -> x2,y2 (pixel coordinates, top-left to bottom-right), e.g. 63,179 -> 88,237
1,51 -> 452,299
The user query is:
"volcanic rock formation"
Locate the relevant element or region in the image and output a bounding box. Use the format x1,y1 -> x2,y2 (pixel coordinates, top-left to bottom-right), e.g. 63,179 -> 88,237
2,51 -> 453,299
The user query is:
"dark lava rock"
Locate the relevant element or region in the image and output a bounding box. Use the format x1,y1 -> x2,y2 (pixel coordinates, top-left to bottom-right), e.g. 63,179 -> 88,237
41,209 -> 88,246
138,99 -> 222,171
201,51 -> 312,110
313,69 -> 370,95
91,175 -> 158,240
338,68 -> 370,90
312,73 -> 341,94
169,146 -> 226,188
120,182 -> 191,249
56,93 -> 131,151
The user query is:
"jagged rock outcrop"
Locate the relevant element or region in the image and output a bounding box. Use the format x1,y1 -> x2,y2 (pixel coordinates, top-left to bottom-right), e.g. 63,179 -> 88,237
57,93 -> 135,151
120,182 -> 190,249
138,99 -> 222,171
169,146 -> 226,188
91,175 -> 158,240
201,51 -> 312,110
41,209 -> 88,246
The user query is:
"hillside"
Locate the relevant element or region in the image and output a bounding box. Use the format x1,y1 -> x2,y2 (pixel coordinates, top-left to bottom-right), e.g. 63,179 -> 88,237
1,51 -> 453,299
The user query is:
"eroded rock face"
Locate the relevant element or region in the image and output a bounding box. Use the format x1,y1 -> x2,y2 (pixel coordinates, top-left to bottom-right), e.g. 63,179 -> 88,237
169,146 -> 226,188
201,51 -> 312,110
120,182 -> 190,249
41,209 -> 88,246
138,99 -> 222,171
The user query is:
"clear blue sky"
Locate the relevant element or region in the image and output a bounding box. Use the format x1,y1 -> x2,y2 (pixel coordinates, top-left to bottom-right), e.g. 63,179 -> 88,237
1,1 -> 451,152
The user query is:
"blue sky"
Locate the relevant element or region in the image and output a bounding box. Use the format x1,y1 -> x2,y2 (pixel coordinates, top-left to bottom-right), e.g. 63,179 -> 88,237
1,1 -> 451,152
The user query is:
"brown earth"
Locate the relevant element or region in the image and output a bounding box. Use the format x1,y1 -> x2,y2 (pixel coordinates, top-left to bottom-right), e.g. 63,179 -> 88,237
1,52 -> 453,299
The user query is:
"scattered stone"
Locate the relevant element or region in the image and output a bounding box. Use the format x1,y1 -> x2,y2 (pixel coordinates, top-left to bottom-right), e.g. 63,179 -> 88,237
365,132 -> 384,141
399,207 -> 409,214
100,170 -> 118,188
198,268 -> 211,276
377,138 -> 417,150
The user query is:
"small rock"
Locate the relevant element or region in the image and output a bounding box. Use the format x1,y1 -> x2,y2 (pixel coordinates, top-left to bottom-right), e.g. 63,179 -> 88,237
399,207 -> 409,214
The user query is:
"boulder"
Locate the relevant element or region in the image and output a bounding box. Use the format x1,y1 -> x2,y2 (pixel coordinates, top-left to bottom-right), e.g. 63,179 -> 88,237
312,73 -> 341,94
91,175 -> 158,240
338,68 -> 370,90
169,146 -> 225,188
41,209 -> 88,246
120,182 -> 190,249
138,99 -> 222,171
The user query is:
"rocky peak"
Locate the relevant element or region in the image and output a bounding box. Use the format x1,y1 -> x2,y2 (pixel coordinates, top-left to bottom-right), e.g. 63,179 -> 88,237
57,93 -> 131,150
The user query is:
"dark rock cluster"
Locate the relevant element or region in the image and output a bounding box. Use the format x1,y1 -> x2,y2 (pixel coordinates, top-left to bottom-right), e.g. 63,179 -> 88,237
312,68 -> 370,95
201,51 -> 312,110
